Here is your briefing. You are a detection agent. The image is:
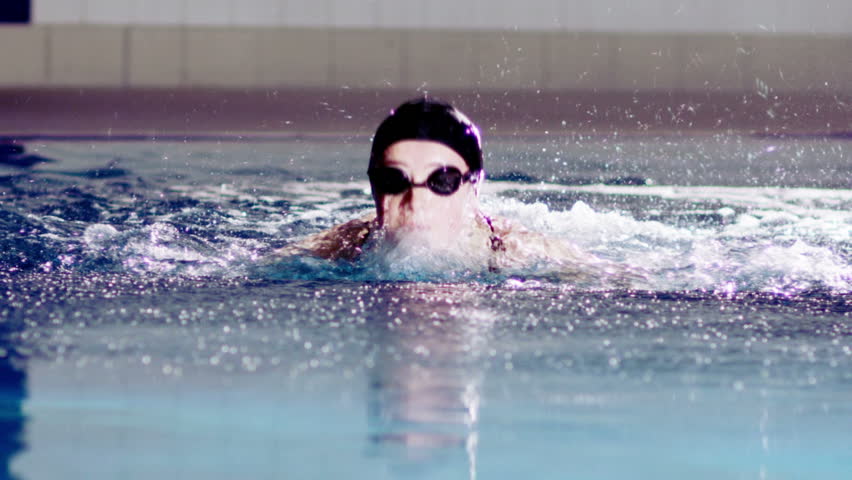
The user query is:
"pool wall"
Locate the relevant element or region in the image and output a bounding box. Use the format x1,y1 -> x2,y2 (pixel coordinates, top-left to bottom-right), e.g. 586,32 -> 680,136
2,1 -> 850,137
0,25 -> 850,93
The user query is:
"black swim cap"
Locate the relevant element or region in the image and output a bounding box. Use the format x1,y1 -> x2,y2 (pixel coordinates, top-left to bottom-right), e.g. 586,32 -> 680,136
369,99 -> 483,173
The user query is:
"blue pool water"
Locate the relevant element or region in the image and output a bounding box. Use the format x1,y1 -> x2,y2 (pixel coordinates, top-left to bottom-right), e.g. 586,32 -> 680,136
1,135 -> 851,479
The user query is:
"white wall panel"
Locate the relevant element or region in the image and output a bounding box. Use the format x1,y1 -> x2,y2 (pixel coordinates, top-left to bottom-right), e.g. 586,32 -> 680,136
774,0 -> 798,33
232,0 -> 282,26
765,0 -> 813,33
601,3 -> 654,32
470,0 -> 500,30
645,0 -> 679,32
499,0 -> 560,31
185,0 -> 231,25
426,0 -> 476,30
685,3 -> 725,33
34,0 -> 85,24
284,0 -> 329,27
377,0 -> 421,29
804,2 -> 852,33
331,0 -> 377,28
555,2 -> 595,31
727,2 -> 776,33
551,0 -> 852,34
29,0 -> 852,34
132,0 -> 184,25
85,0 -> 133,24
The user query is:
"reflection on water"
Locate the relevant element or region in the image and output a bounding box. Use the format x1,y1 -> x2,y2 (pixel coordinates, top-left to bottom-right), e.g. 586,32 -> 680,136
1,273 -> 850,478
0,313 -> 26,480
1,137 -> 850,478
365,284 -> 494,480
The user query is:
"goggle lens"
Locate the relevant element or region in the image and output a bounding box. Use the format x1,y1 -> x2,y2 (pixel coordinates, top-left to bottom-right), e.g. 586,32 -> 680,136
427,168 -> 463,195
370,167 -> 410,195
369,167 -> 474,196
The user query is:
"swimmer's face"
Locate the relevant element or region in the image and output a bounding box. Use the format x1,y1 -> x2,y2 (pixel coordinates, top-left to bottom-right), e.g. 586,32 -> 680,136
372,140 -> 480,244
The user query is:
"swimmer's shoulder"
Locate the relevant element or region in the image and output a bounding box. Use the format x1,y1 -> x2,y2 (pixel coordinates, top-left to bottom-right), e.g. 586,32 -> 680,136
484,214 -> 590,272
274,213 -> 376,261
486,215 -> 581,258
488,214 -> 648,286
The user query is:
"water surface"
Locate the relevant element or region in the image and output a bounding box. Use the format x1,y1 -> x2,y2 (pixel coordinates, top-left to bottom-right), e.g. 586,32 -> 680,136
1,135 -> 850,479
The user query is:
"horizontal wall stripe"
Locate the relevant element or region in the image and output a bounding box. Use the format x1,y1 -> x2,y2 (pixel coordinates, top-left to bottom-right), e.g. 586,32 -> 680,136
28,0 -> 852,35
0,25 -> 850,95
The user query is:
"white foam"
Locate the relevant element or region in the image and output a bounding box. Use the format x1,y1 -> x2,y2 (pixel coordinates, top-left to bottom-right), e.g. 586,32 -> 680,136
78,180 -> 851,293
356,228 -> 495,282
479,184 -> 851,294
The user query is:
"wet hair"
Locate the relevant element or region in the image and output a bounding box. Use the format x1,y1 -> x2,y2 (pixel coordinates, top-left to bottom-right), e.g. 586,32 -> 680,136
369,98 -> 483,173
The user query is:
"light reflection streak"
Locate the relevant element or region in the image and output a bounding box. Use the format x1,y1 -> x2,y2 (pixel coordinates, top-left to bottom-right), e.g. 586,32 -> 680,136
365,283 -> 494,480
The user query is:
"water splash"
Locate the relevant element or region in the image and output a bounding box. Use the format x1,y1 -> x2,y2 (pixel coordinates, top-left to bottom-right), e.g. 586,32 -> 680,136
483,184 -> 851,294
2,141 -> 850,294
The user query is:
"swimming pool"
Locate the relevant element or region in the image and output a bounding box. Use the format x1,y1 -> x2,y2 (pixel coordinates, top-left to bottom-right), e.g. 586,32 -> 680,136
1,134 -> 850,479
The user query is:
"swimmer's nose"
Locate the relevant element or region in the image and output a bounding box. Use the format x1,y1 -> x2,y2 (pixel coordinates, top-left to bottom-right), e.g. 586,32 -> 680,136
397,187 -> 433,224
402,186 -> 433,209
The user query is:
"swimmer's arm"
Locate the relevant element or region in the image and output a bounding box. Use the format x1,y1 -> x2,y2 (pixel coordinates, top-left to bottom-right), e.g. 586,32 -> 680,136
273,214 -> 375,261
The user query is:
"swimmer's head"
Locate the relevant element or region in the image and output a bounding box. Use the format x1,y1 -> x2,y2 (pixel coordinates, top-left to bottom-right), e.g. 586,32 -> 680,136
369,99 -> 485,245
369,99 -> 483,174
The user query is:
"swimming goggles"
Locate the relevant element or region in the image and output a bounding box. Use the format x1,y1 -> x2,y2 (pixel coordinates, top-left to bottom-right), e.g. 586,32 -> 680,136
368,166 -> 477,196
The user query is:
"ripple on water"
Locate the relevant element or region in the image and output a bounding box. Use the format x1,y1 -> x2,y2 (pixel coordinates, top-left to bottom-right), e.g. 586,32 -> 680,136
1,142 -> 850,294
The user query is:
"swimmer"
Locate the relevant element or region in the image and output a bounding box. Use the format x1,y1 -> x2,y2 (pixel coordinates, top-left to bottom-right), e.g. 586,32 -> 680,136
277,98 -> 639,284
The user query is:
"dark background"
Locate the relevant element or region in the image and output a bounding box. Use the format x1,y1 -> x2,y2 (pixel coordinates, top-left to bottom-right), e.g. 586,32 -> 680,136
0,0 -> 30,23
